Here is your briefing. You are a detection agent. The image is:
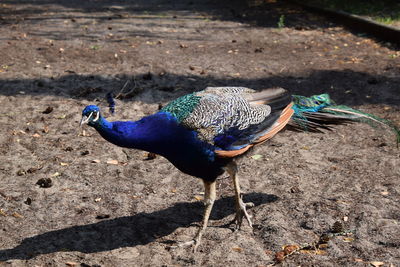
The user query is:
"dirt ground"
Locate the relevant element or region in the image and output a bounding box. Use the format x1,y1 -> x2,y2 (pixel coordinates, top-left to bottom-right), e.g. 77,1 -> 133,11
0,0 -> 399,266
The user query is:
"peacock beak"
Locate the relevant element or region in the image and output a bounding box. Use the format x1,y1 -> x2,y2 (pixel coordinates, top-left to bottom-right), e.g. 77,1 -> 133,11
80,113 -> 92,126
80,116 -> 88,126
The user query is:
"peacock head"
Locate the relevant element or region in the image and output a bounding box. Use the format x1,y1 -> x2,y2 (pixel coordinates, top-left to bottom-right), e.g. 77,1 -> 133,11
80,105 -> 102,127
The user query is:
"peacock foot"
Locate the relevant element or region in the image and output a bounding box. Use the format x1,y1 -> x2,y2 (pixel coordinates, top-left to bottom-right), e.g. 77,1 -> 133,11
169,238 -> 201,252
231,195 -> 254,230
169,231 -> 203,252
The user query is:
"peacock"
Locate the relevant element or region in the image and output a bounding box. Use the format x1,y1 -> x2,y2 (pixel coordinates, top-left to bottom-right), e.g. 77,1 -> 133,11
80,87 -> 399,251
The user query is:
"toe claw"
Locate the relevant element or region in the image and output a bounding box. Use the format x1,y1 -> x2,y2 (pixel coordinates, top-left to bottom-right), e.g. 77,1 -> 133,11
169,239 -> 198,251
245,202 -> 255,208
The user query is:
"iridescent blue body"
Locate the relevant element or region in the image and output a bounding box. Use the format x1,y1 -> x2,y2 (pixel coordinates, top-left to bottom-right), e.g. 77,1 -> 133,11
87,109 -> 229,181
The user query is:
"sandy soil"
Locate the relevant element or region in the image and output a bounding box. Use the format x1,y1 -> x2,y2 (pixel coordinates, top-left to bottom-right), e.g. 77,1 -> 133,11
0,0 -> 399,266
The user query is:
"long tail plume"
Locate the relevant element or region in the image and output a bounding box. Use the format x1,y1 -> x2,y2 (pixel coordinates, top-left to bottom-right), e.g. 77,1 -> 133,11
288,94 -> 400,145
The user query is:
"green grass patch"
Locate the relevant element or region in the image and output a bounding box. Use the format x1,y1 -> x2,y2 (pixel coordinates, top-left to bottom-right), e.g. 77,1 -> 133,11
302,0 -> 400,26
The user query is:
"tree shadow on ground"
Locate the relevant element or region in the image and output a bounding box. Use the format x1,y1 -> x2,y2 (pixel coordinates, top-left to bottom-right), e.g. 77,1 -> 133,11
0,0 -> 331,32
1,69 -> 399,107
0,193 -> 277,261
1,0 -> 398,48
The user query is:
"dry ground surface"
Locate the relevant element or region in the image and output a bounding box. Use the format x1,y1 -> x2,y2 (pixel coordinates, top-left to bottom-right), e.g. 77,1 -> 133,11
0,0 -> 399,266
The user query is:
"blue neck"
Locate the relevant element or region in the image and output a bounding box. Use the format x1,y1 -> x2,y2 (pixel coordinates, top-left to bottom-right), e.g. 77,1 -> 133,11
92,116 -> 113,132
92,116 -> 151,152
91,112 -> 208,157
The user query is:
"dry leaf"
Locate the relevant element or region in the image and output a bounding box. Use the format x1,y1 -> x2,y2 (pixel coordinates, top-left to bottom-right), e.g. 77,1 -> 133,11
12,212 -> 23,218
265,249 -> 273,255
315,250 -> 327,255
343,237 -> 355,242
251,154 -> 263,160
232,247 -> 243,253
193,195 -> 203,201
318,243 -> 329,249
0,209 -> 7,216
274,251 -> 285,263
354,258 -> 364,262
283,245 -> 299,255
300,249 -> 327,255
13,130 -> 27,135
106,159 -> 119,165
370,262 -> 385,267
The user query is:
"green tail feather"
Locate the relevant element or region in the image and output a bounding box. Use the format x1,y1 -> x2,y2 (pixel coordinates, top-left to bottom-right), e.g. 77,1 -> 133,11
322,105 -> 400,145
292,94 -> 400,145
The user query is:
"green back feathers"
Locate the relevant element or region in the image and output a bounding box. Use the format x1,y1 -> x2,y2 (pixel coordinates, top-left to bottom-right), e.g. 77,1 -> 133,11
161,93 -> 201,122
292,93 -> 333,111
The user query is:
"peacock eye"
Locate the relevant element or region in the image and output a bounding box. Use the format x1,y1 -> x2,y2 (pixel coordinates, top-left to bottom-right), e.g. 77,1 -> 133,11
92,111 -> 100,122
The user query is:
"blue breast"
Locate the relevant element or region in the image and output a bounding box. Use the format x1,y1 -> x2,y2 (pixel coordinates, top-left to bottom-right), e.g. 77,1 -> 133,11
97,112 -> 228,180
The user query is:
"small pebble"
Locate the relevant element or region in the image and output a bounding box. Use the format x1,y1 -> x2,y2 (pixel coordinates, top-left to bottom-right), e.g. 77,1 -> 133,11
96,214 -> 110,220
24,197 -> 32,205
42,106 -> 54,114
332,221 -> 344,233
36,178 -> 53,188
16,169 -> 26,176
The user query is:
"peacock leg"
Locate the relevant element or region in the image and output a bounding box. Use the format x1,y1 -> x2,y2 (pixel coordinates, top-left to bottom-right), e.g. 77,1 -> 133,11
226,161 -> 254,230
172,179 -> 216,251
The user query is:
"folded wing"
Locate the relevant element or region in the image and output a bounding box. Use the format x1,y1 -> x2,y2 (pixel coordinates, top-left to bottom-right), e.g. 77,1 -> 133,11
176,87 -> 294,158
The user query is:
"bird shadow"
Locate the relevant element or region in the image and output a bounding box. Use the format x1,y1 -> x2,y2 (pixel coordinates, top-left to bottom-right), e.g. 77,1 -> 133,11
0,193 -> 277,261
